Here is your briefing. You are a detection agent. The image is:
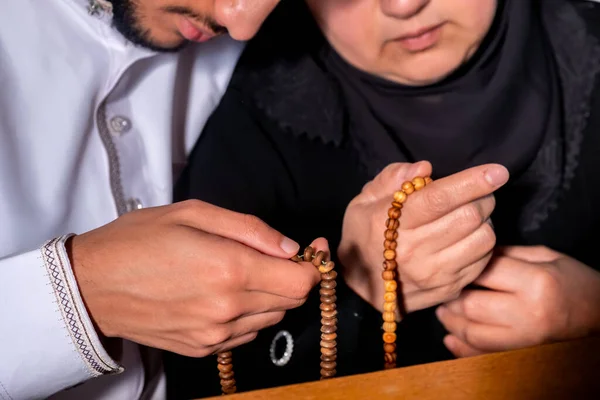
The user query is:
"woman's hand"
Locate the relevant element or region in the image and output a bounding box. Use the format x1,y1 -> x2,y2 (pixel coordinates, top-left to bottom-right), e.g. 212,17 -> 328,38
338,161 -> 509,316
437,246 -> 600,357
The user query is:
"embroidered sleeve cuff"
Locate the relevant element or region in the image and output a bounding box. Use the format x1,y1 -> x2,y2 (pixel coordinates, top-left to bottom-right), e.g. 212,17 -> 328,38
0,235 -> 122,400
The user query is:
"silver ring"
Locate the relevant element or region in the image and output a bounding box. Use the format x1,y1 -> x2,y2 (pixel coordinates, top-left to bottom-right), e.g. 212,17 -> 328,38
269,330 -> 294,367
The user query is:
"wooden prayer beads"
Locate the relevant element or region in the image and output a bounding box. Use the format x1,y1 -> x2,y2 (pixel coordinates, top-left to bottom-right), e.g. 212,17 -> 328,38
217,352 -> 236,394
216,246 -> 337,395
382,176 -> 432,369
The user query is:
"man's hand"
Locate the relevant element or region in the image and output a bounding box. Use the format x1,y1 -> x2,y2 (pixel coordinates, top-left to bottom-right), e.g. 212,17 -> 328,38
339,161 -> 509,315
69,200 -> 322,357
437,246 -> 600,357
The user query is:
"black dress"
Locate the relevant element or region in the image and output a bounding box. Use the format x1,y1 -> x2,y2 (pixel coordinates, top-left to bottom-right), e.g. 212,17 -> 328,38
164,1 -> 600,398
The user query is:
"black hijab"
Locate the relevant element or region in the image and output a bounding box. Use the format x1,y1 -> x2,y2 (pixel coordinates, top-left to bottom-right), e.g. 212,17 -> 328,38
322,0 -> 562,183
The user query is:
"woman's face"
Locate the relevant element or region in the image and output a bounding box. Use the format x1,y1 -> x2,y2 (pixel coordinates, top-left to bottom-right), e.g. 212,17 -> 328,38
306,0 -> 497,86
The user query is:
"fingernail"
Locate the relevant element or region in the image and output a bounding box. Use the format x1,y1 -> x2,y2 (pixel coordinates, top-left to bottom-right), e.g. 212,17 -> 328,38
280,237 -> 300,254
484,165 -> 509,187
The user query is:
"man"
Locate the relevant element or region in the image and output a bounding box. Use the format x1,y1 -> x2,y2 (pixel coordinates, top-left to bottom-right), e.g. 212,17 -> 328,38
0,1 -> 323,399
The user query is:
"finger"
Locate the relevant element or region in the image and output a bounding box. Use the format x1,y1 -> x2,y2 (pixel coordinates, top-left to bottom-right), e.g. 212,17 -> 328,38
215,332 -> 259,353
245,252 -> 321,299
436,306 -> 514,352
415,195 -> 495,254
309,237 -> 331,258
474,255 -> 536,292
443,334 -> 484,358
435,219 -> 495,271
402,164 -> 509,229
496,245 -> 560,263
172,199 -> 300,258
443,290 -> 519,327
238,292 -> 306,317
360,161 -> 433,203
402,251 -> 490,310
229,310 -> 286,338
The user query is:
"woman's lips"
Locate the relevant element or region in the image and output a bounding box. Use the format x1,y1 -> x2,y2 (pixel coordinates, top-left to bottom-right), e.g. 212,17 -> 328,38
395,23 -> 445,52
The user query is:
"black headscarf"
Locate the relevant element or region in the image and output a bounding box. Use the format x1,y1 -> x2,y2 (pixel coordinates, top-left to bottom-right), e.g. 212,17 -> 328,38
322,0 -> 562,182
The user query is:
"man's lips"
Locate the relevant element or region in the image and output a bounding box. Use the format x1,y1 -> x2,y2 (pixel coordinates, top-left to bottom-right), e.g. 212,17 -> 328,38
177,17 -> 216,43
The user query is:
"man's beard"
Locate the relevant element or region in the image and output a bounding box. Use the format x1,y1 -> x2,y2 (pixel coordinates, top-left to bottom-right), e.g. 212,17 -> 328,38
109,0 -> 186,52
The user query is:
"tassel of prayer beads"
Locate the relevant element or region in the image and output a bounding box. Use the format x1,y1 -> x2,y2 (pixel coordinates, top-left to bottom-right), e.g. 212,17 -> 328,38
383,176 -> 432,369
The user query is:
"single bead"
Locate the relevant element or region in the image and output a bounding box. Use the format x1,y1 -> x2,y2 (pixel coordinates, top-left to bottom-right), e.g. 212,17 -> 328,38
320,347 -> 338,356
219,371 -> 234,380
320,303 -> 336,311
321,325 -> 337,334
384,229 -> 399,241
321,309 -> 338,318
319,261 -> 335,274
384,280 -> 398,292
393,190 -> 408,203
320,288 -> 336,296
383,301 -> 397,313
220,379 -> 236,388
384,343 -> 396,353
320,368 -> 337,377
217,357 -> 232,365
384,291 -> 397,302
402,181 -> 415,194
218,351 -> 232,358
321,270 -> 338,281
383,332 -> 397,343
386,218 -> 400,230
384,363 -> 396,370
425,176 -> 433,184
383,260 -> 397,271
392,201 -> 403,209
321,332 -> 337,341
383,311 -> 396,322
383,321 -> 397,332
321,280 -> 337,289
384,239 -> 397,250
223,386 -> 237,394
321,354 -> 337,362
313,251 -> 327,267
383,249 -> 396,261
413,177 -> 426,190
320,340 -> 337,349
384,353 -> 397,364
388,207 -> 401,219
320,295 -> 337,304
217,363 -> 233,373
290,255 -> 302,262
303,246 -> 314,261
320,361 -> 337,370
382,270 -> 396,281
321,317 -> 338,326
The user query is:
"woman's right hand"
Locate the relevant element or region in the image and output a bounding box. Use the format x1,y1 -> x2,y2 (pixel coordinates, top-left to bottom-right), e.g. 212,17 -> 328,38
338,161 -> 509,316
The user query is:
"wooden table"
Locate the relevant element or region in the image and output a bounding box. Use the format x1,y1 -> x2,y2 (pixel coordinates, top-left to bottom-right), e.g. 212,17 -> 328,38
203,336 -> 600,400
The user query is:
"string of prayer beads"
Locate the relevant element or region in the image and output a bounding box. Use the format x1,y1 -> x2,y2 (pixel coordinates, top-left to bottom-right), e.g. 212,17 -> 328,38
216,175 -> 431,394
217,247 -> 337,395
382,176 -> 432,369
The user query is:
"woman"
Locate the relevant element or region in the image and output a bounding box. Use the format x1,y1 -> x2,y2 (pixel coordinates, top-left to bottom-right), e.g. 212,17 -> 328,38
165,0 -> 600,398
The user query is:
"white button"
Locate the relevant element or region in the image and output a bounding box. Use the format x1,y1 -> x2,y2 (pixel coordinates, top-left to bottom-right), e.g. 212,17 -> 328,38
109,116 -> 131,135
126,198 -> 143,212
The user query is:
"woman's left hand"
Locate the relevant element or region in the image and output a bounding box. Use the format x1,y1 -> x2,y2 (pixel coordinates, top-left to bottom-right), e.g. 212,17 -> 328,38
436,246 -> 600,357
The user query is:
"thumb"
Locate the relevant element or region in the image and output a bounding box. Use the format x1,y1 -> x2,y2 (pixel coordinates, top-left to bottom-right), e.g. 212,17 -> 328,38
363,161 -> 433,202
